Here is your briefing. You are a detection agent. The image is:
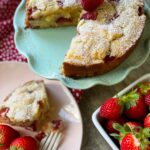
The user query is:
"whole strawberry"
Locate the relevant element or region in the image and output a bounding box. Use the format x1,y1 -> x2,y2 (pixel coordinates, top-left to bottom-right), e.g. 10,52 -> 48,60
10,136 -> 38,150
112,124 -> 150,150
144,113 -> 150,128
120,133 -> 140,150
99,98 -> 124,120
106,118 -> 127,134
120,90 -> 147,120
81,0 -> 104,12
0,124 -> 20,148
121,128 -> 150,150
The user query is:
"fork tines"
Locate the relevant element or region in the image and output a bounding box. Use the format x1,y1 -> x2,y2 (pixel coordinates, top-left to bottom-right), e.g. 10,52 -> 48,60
40,131 -> 62,150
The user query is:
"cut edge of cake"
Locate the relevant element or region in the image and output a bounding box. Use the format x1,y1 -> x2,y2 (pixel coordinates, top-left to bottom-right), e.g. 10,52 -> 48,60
25,0 -> 82,28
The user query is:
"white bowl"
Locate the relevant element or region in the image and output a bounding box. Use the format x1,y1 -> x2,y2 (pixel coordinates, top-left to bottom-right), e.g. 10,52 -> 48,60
92,73 -> 150,150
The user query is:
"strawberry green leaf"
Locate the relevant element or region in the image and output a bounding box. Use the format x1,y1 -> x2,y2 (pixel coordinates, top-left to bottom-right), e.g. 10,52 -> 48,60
138,83 -> 150,95
120,90 -> 139,109
0,143 -> 3,147
10,146 -> 24,150
10,146 -> 18,150
110,133 -> 120,140
113,123 -> 124,132
124,124 -> 132,132
140,138 -> 150,150
140,142 -> 145,150
143,128 -> 150,138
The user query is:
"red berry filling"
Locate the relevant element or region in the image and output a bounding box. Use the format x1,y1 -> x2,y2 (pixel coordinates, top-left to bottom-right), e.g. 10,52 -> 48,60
0,108 -> 9,117
81,0 -> 104,12
56,17 -> 72,24
57,0 -> 63,7
104,55 -> 115,63
52,120 -> 62,130
138,6 -> 143,16
81,12 -> 98,20
35,131 -> 46,141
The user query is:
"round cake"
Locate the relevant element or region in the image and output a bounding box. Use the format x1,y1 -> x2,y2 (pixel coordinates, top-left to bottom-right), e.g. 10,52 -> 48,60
25,0 -> 146,77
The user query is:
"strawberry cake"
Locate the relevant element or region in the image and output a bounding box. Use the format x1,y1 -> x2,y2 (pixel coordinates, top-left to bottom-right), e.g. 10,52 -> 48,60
0,80 -> 50,127
25,0 -> 146,77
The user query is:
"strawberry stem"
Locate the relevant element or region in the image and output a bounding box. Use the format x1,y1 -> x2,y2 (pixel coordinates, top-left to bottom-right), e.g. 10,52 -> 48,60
138,83 -> 150,95
119,90 -> 140,110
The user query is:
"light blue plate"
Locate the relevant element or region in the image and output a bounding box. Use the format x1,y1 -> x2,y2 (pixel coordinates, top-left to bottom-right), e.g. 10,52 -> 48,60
14,0 -> 150,89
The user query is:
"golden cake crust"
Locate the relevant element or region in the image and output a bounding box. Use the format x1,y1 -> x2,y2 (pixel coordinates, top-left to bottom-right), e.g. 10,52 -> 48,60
62,39 -> 141,77
25,0 -> 31,28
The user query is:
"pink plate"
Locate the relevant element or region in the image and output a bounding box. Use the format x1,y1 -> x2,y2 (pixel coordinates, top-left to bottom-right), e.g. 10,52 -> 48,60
0,62 -> 83,150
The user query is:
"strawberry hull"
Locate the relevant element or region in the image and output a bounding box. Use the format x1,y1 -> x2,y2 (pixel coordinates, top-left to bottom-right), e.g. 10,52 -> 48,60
92,74 -> 150,150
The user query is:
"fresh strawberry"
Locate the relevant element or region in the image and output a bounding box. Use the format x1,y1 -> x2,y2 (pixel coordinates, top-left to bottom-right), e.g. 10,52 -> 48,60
120,90 -> 147,120
10,136 -> 38,150
111,123 -> 134,143
137,82 -> 150,95
145,91 -> 150,106
112,123 -> 150,150
120,133 -> 140,150
99,98 -> 124,120
0,124 -> 20,148
121,128 -> 150,150
56,17 -> 72,24
106,118 -> 127,133
81,0 -> 104,12
144,113 -> 150,128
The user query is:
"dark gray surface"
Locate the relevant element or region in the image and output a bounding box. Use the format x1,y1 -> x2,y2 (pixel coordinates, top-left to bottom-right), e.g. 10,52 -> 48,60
79,56 -> 150,150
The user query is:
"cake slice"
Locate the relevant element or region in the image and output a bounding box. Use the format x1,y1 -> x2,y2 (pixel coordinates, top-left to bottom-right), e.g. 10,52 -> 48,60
25,0 -> 82,28
62,0 -> 146,77
0,80 -> 49,128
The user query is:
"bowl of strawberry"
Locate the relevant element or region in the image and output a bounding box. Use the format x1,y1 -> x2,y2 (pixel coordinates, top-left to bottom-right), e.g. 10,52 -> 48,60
92,74 -> 150,150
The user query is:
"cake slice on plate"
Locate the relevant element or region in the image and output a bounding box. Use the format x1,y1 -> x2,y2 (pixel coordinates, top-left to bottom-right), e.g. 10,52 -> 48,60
0,80 -> 49,128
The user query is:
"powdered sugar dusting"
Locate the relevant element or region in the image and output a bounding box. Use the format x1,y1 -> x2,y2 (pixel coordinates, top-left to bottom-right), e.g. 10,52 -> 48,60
65,0 -> 146,64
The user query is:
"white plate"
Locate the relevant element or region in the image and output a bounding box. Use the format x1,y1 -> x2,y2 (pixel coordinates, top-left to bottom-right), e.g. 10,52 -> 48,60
0,62 -> 83,150
92,73 -> 150,150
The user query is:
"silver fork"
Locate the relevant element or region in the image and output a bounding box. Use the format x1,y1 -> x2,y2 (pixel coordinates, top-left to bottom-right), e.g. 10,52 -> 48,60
40,131 -> 62,150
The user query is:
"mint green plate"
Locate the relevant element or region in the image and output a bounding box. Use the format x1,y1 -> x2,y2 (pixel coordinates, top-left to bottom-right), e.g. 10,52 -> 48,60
14,0 -> 150,89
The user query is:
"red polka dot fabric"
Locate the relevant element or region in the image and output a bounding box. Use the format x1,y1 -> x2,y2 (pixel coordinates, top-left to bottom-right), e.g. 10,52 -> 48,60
0,0 -> 83,102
